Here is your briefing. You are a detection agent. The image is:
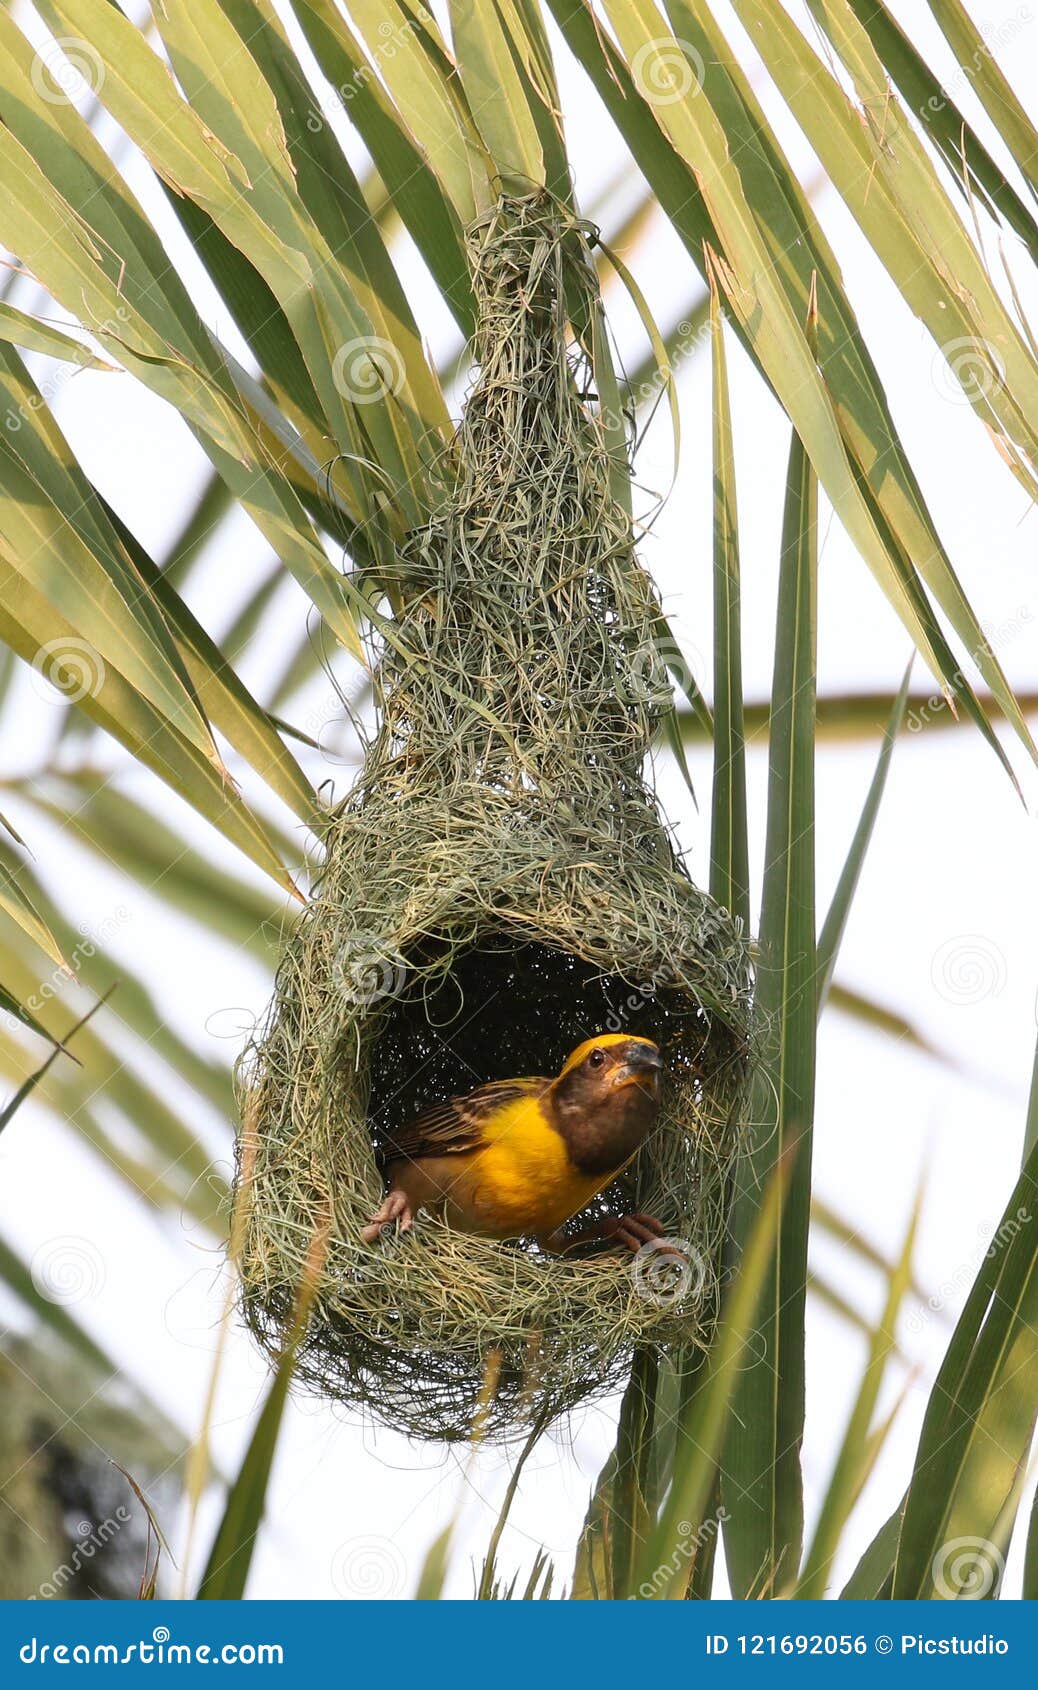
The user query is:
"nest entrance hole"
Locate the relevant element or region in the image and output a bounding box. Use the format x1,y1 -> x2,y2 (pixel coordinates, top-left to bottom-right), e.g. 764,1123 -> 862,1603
363,934 -> 714,1228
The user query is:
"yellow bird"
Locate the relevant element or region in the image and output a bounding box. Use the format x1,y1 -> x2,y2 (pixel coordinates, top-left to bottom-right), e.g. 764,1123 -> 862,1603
362,1032 -> 666,1251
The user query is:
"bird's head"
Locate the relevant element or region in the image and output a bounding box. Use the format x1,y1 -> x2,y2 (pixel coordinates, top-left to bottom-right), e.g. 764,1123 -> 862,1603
549,1034 -> 663,1175
555,1033 -> 663,1099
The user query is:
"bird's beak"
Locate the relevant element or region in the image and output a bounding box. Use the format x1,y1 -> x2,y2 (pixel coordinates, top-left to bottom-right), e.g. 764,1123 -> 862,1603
612,1042 -> 663,1092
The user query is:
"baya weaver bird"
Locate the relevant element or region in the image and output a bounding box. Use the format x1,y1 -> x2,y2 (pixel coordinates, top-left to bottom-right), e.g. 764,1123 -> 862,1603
362,1032 -> 667,1252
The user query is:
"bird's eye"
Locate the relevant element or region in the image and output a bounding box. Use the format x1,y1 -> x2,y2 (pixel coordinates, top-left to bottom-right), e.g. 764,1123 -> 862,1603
588,1048 -> 604,1068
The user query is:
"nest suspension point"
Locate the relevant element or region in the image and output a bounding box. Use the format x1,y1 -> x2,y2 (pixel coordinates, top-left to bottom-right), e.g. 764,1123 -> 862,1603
235,192 -> 753,1443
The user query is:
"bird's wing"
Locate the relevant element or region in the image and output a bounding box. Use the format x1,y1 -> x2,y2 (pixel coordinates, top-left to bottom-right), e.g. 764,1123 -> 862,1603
384,1077 -> 546,1165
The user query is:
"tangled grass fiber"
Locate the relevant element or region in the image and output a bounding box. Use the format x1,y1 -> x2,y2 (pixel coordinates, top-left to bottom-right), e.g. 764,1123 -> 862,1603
235,192 -> 753,1442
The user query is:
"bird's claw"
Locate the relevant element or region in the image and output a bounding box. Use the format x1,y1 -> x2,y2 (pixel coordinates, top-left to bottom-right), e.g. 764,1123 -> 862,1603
361,1188 -> 415,1244
606,1212 -> 680,1254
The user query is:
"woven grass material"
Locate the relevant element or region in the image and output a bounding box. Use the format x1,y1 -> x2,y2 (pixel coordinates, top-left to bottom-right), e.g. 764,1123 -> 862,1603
236,191 -> 752,1442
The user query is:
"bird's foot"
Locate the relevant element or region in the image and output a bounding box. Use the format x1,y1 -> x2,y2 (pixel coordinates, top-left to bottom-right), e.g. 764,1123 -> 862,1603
603,1212 -> 680,1254
539,1213 -> 682,1258
361,1188 -> 415,1244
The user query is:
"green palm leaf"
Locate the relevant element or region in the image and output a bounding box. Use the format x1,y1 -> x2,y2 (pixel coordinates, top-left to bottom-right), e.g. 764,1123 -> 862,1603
724,401 -> 818,1595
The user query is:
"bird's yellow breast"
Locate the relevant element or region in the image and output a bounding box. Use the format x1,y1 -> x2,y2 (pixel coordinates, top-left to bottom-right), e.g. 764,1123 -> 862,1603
447,1096 -> 611,1238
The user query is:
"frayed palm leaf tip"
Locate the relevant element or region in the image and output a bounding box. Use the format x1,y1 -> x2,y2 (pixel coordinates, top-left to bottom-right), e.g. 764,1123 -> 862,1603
234,192 -> 753,1443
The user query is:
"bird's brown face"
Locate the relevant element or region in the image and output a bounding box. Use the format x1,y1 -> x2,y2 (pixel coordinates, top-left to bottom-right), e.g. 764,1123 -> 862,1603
550,1035 -> 663,1174
585,1038 -> 663,1099
558,1034 -> 662,1097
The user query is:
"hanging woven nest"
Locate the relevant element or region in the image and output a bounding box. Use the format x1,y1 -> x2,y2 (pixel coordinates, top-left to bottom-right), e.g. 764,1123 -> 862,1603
235,192 -> 752,1443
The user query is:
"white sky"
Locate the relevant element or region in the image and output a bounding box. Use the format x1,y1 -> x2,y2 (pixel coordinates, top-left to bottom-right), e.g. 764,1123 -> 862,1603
1,0 -> 1037,1599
